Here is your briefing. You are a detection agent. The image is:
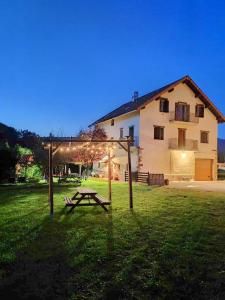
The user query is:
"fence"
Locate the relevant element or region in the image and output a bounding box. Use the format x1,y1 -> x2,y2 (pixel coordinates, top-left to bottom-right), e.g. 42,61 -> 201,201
125,171 -> 164,186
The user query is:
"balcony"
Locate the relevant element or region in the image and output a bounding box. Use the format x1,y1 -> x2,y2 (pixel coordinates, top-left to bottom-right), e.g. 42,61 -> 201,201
168,138 -> 198,151
169,112 -> 199,124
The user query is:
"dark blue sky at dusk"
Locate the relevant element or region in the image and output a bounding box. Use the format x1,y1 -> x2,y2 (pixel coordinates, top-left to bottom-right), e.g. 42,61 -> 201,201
1,0 -> 225,137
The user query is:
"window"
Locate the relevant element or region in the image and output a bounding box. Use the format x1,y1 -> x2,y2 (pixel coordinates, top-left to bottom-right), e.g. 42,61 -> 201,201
154,126 -> 164,140
129,126 -> 134,145
98,162 -> 101,168
120,128 -> 123,139
175,102 -> 190,121
200,131 -> 209,143
159,98 -> 169,112
195,104 -> 204,117
111,119 -> 114,126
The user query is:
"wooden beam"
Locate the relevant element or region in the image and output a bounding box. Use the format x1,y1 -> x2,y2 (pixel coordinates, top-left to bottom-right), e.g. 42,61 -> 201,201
49,142 -> 54,217
52,142 -> 63,156
127,140 -> 133,209
108,150 -> 112,202
117,141 -> 128,152
42,138 -> 132,143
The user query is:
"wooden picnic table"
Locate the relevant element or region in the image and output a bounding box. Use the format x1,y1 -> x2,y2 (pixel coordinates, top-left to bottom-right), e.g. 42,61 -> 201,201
64,188 -> 110,213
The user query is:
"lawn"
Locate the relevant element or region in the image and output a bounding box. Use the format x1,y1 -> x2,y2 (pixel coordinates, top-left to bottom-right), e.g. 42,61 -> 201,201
0,179 -> 225,299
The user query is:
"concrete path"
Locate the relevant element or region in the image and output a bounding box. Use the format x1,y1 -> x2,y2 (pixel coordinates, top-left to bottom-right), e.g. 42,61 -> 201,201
167,181 -> 225,192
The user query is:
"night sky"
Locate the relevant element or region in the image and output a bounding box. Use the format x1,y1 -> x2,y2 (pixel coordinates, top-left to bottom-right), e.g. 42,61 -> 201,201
1,0 -> 225,137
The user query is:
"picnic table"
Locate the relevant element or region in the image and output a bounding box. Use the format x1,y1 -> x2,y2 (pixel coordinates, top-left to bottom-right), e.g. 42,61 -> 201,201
64,188 -> 110,213
58,174 -> 82,184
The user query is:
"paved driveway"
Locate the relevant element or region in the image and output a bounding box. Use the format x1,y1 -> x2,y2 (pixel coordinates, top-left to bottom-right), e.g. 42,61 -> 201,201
168,181 -> 225,192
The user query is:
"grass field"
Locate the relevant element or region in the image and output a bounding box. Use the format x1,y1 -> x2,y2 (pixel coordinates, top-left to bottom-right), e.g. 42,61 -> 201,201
0,179 -> 225,299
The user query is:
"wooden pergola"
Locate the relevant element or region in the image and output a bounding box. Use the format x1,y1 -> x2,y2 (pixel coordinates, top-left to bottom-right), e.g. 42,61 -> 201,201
42,137 -> 134,216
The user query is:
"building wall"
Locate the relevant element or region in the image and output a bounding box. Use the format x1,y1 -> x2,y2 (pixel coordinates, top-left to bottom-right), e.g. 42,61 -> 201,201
98,111 -> 140,141
139,82 -> 218,180
94,112 -> 140,180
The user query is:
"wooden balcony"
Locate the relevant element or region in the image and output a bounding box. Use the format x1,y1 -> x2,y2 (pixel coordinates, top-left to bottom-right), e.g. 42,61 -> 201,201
168,138 -> 198,151
169,112 -> 199,124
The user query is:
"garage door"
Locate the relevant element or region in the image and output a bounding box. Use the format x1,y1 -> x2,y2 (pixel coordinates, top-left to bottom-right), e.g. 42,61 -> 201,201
195,159 -> 212,181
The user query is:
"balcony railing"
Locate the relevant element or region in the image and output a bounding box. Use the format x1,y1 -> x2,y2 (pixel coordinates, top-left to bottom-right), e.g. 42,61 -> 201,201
168,138 -> 198,151
130,136 -> 139,147
169,112 -> 199,124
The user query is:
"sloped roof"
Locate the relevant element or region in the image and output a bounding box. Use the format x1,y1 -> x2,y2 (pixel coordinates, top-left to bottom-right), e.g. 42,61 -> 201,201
90,75 -> 225,125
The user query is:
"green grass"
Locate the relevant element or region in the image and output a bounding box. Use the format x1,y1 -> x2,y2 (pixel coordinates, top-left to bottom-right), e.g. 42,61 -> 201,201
0,179 -> 225,299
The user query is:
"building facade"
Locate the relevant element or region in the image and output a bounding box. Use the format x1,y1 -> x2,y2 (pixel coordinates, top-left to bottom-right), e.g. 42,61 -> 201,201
90,76 -> 225,181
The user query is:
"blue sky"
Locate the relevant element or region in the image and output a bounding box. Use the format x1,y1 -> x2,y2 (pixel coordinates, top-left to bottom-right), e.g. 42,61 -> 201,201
1,0 -> 225,137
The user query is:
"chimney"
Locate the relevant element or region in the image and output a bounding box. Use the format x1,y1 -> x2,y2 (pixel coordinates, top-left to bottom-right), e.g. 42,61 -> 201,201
132,91 -> 139,102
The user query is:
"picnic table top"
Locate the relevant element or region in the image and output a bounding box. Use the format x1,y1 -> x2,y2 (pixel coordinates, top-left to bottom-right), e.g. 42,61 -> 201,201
76,188 -> 97,195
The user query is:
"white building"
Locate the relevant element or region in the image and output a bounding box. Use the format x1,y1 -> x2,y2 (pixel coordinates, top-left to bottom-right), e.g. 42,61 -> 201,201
90,76 -> 225,181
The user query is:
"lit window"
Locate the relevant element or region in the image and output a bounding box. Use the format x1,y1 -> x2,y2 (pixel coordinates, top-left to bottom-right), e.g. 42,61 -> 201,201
196,104 -> 204,117
154,126 -> 164,140
159,98 -> 169,113
200,131 -> 209,143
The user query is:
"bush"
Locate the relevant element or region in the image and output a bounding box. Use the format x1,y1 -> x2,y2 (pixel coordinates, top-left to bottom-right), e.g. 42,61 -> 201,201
19,164 -> 42,181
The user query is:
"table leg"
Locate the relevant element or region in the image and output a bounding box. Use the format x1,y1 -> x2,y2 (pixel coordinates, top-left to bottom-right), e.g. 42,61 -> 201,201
93,195 -> 108,212
71,191 -> 79,200
68,194 -> 85,213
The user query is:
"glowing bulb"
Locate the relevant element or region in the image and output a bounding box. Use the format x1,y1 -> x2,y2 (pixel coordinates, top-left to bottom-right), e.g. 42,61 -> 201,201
181,152 -> 186,159
66,148 -> 69,152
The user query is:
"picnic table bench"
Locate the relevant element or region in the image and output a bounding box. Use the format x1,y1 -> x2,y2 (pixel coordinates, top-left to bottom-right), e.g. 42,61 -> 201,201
64,188 -> 110,213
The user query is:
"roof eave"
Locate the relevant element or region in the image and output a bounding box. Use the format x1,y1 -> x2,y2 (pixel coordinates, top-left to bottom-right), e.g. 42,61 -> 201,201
89,109 -> 137,127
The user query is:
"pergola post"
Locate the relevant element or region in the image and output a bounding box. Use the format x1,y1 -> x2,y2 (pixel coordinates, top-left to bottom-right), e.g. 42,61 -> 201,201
127,139 -> 133,209
108,150 -> 112,201
49,142 -> 54,216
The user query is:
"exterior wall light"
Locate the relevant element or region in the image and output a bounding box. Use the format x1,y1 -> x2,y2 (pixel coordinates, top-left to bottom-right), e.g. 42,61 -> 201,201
181,152 -> 187,159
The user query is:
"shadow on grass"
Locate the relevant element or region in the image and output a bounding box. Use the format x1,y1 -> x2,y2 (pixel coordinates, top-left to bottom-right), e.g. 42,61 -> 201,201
0,209 -> 74,300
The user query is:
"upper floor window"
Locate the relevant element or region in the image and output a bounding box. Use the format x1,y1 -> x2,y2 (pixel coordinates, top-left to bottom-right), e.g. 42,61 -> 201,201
160,98 -> 169,113
200,131 -> 209,143
175,102 -> 190,122
111,119 -> 114,126
154,126 -> 164,140
120,128 -> 123,139
195,104 -> 204,118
